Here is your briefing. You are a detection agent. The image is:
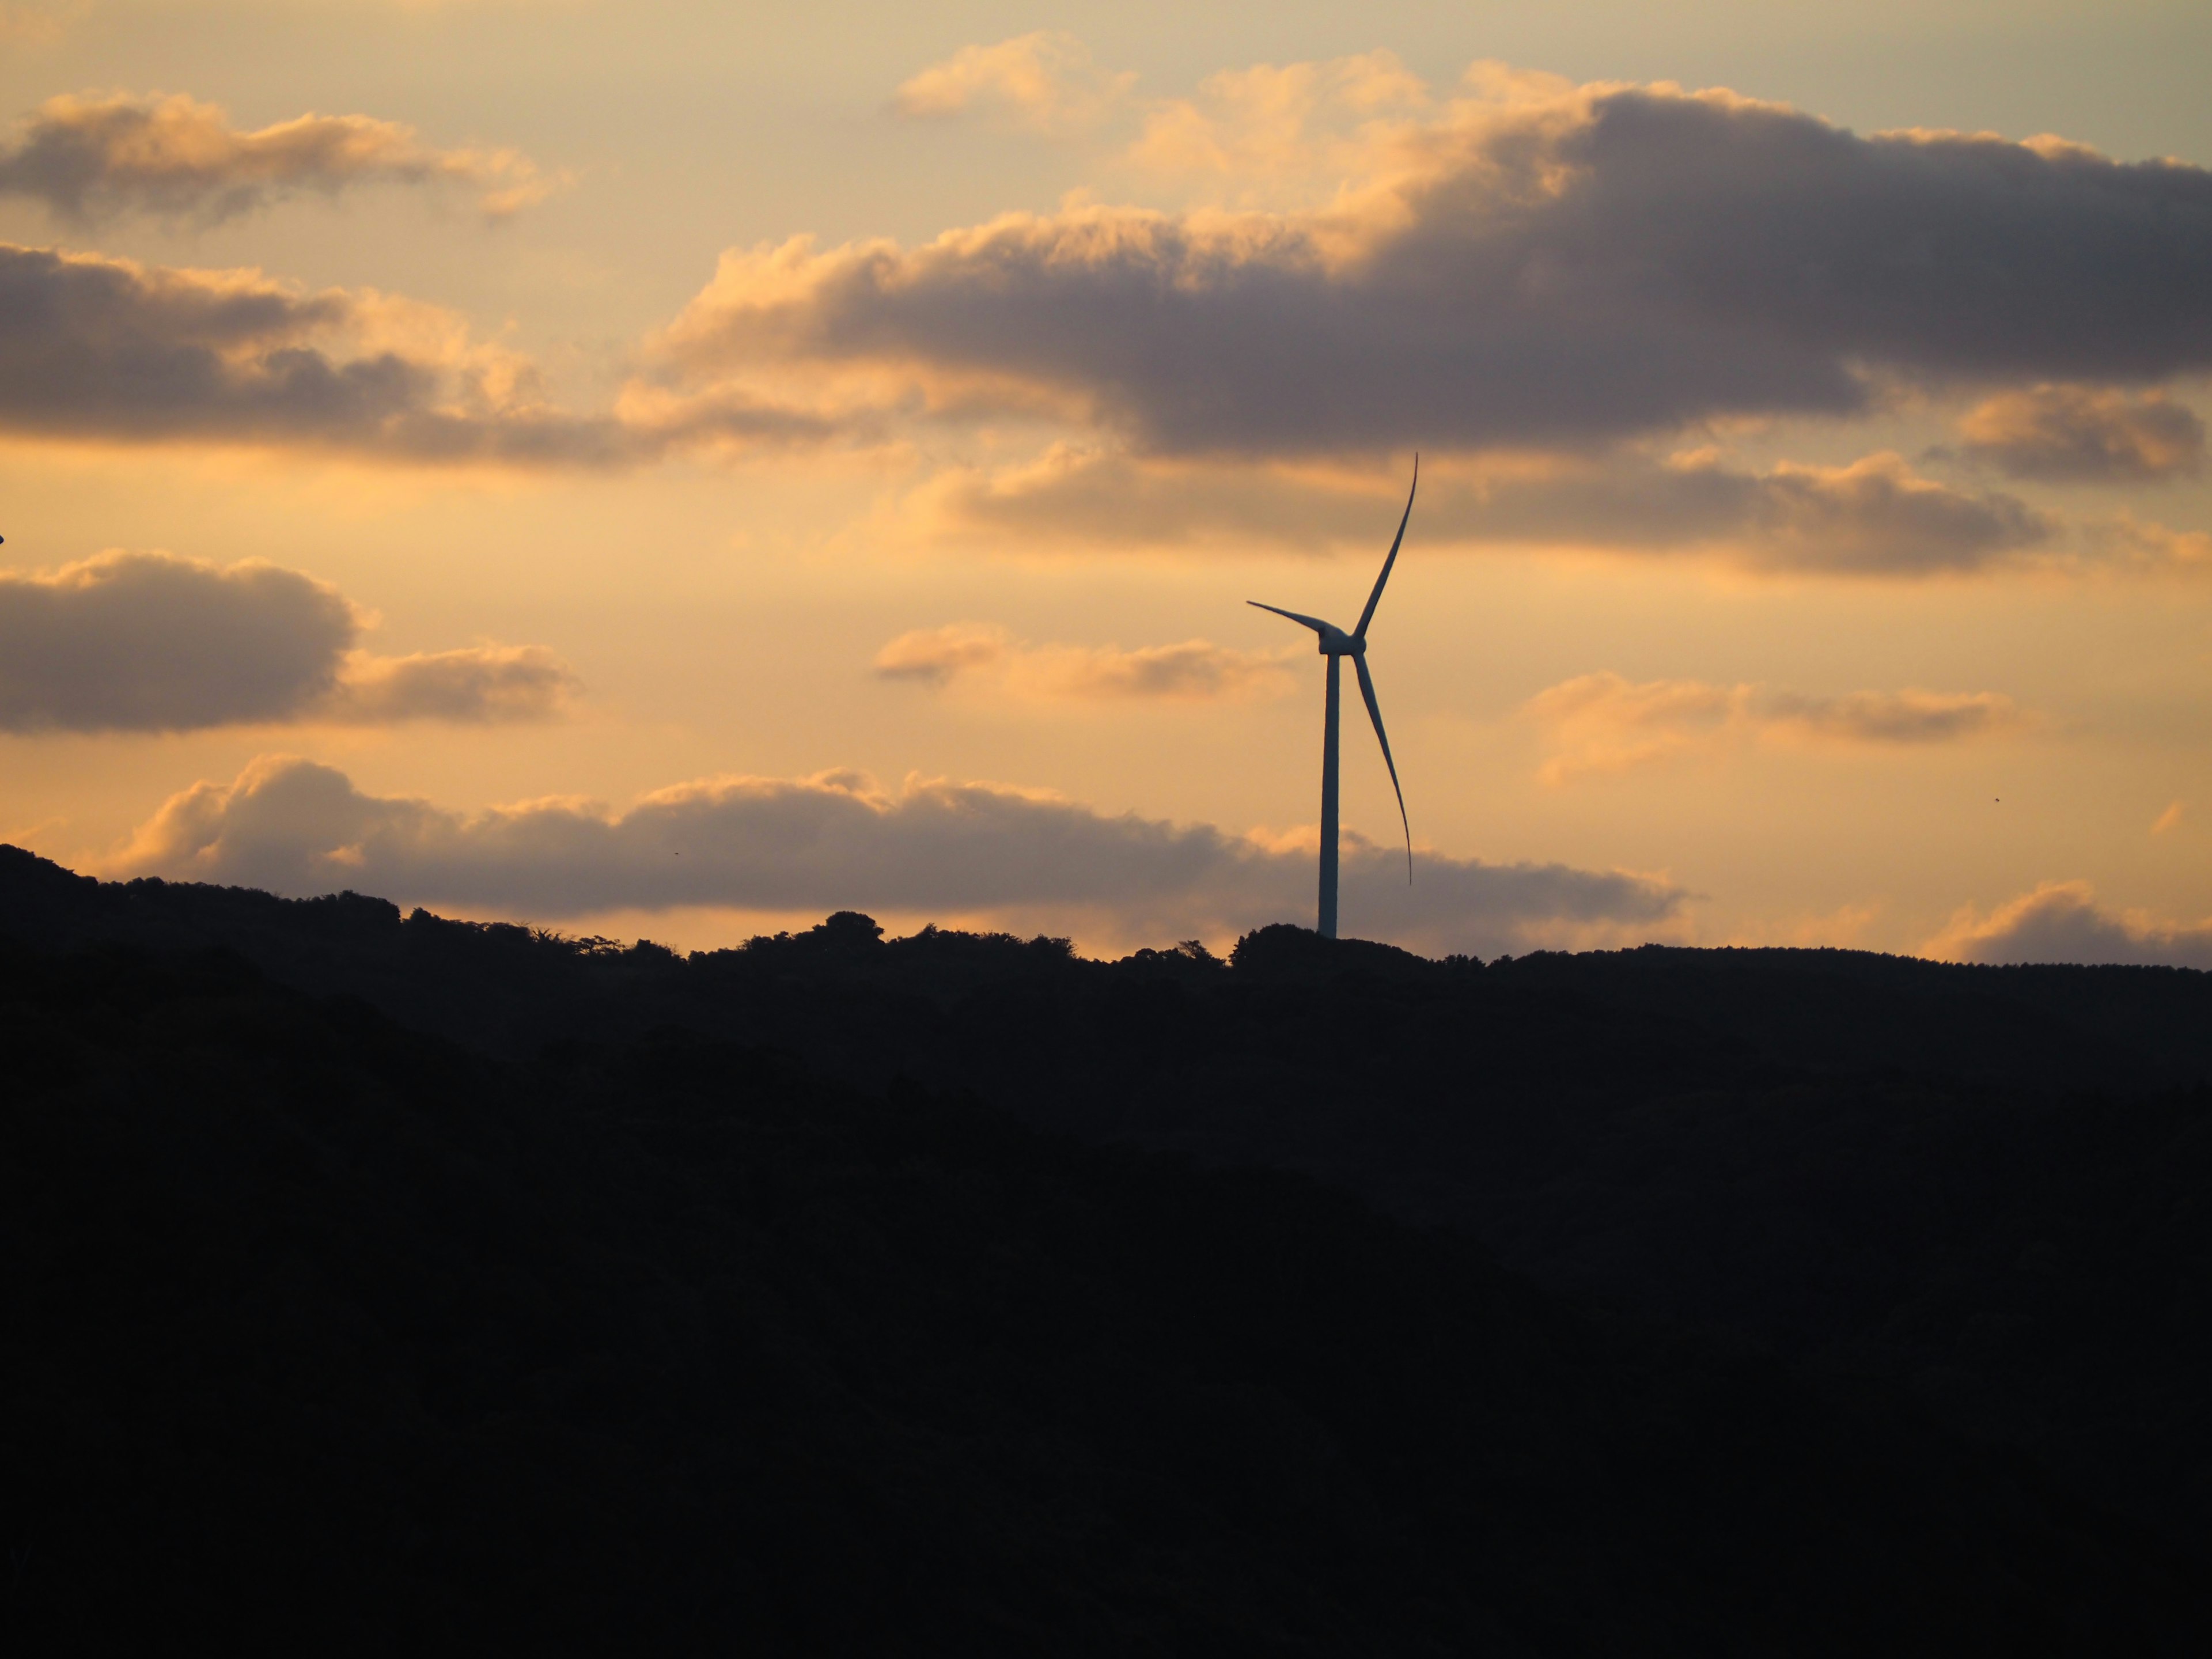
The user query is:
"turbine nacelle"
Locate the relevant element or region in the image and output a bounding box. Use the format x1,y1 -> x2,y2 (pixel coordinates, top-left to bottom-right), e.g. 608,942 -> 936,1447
1242,604 -> 1362,656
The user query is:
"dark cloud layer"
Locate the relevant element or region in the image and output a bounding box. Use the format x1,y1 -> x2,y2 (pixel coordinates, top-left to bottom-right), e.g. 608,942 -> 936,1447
332,645 -> 578,725
1479,452 -> 2052,573
0,244 -> 839,464
921,448 -> 2053,573
104,756 -> 1685,955
1959,385 -> 2205,482
0,92 -> 556,223
0,550 -> 574,732
660,84 -> 2212,456
1524,671 -> 2029,782
0,550 -> 355,732
0,244 -> 612,460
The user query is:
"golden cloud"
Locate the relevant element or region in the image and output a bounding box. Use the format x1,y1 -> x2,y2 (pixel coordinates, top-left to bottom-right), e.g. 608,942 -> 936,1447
1922,881 -> 2212,969
1959,385 -> 2203,483
874,622 -> 1295,701
1523,671 -> 2031,784
906,446 -> 2054,574
0,91 -> 562,222
892,33 -> 1134,134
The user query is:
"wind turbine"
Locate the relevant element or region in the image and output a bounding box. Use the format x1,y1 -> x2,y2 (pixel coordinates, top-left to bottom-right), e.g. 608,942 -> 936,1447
1249,459 -> 1416,940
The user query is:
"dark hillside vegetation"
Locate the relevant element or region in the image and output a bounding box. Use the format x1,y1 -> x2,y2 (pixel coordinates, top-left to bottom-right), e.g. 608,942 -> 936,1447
4,846 -> 2211,1650
4,935 -> 2206,1654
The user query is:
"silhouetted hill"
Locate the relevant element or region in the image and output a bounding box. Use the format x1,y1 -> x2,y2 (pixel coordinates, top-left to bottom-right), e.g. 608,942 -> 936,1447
5,846 -> 2212,1649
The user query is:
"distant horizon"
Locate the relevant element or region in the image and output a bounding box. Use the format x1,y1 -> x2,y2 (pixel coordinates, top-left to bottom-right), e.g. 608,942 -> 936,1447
10,837 -> 2202,976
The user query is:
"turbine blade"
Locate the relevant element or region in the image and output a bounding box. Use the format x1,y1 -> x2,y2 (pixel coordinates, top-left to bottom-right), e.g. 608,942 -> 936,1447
1353,454 -> 1418,642
1354,655 -> 1412,883
1247,600 -> 1334,635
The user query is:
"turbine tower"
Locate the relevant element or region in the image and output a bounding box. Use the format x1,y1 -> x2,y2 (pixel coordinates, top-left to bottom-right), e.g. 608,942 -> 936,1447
1249,459 -> 1416,940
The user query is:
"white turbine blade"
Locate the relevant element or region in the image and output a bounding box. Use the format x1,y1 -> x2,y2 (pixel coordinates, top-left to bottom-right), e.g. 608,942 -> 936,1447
1354,655 -> 1412,882
1247,600 -> 1335,635
1353,454 -> 1418,642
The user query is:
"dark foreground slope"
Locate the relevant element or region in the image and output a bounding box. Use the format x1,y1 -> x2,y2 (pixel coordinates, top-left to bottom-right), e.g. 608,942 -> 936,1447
3,935 -> 2205,1656
6,847 -> 2212,1648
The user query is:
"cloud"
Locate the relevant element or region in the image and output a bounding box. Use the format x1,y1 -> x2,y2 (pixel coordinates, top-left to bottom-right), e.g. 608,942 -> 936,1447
1125,51 -> 1429,198
1524,672 -> 2029,783
2152,801 -> 2184,836
98,756 -> 1687,955
874,622 -> 1294,700
1959,384 -> 2205,482
0,92 -> 560,222
872,622 -> 1012,686
892,33 -> 1134,133
0,548 -> 574,732
0,242 -> 607,460
1922,881 -> 2212,970
0,243 -> 839,464
654,75 -> 2212,458
914,446 -> 2054,574
325,644 -> 577,724
2085,517 -> 2212,572
0,548 -> 354,732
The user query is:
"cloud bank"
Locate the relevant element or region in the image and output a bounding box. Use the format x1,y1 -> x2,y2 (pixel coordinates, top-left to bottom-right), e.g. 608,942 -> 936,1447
0,92 -> 558,222
1525,672 -> 2028,782
658,77 -> 2212,457
1924,881 -> 2212,971
0,243 -> 614,461
1958,385 -> 2204,483
324,644 -> 578,725
915,447 -> 2054,574
874,622 -> 1294,700
2,59 -> 2198,601
100,756 -> 1686,955
0,549 -> 574,732
0,243 -> 839,464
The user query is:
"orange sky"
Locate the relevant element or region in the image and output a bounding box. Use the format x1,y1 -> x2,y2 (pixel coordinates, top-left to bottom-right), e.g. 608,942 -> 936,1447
1,2 -> 2209,965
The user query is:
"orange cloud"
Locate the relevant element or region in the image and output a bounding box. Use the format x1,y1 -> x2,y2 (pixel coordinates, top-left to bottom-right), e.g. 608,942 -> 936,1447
892,33 -> 1134,133
0,92 -> 562,222
0,243 -> 846,467
1960,385 -> 2203,483
1524,672 -> 2029,783
1124,50 -> 1430,200
327,645 -> 577,725
874,622 -> 1294,701
1922,881 -> 2212,969
910,447 -> 2053,575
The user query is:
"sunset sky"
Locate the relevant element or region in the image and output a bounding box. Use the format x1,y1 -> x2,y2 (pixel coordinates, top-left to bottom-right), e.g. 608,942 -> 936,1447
2,0 -> 2209,962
